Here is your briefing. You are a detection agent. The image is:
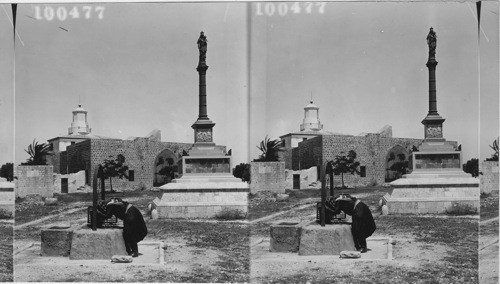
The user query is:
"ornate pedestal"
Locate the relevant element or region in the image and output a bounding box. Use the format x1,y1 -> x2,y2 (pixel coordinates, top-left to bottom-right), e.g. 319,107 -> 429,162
152,135 -> 248,219
386,141 -> 479,214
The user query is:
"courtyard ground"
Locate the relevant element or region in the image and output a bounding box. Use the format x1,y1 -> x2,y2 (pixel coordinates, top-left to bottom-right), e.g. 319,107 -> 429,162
479,190 -> 499,284
250,187 -> 479,284
14,190 -> 249,283
0,221 -> 13,282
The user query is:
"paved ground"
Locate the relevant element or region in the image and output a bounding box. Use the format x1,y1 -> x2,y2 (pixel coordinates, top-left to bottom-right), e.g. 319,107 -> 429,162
14,196 -> 246,282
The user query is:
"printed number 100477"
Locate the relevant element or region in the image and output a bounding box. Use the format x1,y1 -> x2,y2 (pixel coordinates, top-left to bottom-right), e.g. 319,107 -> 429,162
255,2 -> 326,16
33,6 -> 105,21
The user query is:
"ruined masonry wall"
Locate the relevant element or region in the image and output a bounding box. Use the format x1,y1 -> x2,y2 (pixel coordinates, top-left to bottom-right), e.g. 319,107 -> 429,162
89,139 -> 194,190
291,134 -> 422,187
62,138 -> 230,190
321,134 -> 421,187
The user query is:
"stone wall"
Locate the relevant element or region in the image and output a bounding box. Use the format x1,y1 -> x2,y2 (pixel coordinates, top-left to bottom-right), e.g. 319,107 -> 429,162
281,149 -> 293,170
46,152 -> 61,174
88,138 -> 193,190
250,162 -> 285,194
289,134 -> 422,188
15,165 -> 54,198
321,134 -> 422,187
480,161 -> 499,194
293,136 -> 323,171
56,134 -> 234,191
62,138 -> 196,190
65,139 -> 92,175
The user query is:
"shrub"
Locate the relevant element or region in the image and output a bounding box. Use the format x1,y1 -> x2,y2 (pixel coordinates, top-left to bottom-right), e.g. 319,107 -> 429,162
445,202 -> 478,216
215,208 -> 247,220
480,191 -> 491,199
0,208 -> 12,219
233,163 -> 250,182
462,158 -> 479,178
0,163 -> 13,181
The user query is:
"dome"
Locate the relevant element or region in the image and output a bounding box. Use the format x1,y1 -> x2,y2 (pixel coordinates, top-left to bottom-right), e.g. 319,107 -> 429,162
304,101 -> 319,109
73,104 -> 87,113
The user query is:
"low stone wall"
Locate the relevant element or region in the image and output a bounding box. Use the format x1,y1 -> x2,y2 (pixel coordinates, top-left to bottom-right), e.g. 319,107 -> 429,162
53,170 -> 87,194
250,162 -> 285,194
15,165 -> 54,198
480,161 -> 499,194
270,221 -> 302,252
0,181 -> 14,215
153,189 -> 248,218
285,166 -> 318,190
299,223 -> 356,256
70,228 -> 127,260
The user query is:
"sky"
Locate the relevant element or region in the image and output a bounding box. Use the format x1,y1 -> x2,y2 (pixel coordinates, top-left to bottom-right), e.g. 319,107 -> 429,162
249,1 -> 499,163
5,3 -> 249,166
0,1 -> 498,167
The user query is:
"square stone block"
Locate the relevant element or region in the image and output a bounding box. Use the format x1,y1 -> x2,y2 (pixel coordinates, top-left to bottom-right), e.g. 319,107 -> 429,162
70,228 -> 127,260
41,229 -> 73,257
270,222 -> 301,253
299,224 -> 356,256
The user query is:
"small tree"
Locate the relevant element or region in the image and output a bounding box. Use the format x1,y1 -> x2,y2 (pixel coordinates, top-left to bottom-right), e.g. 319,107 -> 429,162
158,158 -> 177,183
387,153 -> 409,181
486,137 -> 499,161
254,136 -> 282,162
331,150 -> 360,188
100,154 -> 129,192
22,139 -> 52,165
463,158 -> 479,178
233,163 -> 250,182
0,163 -> 13,181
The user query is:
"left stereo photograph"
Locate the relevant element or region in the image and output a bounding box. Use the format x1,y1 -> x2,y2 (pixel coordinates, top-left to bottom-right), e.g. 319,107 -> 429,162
10,2 -> 250,283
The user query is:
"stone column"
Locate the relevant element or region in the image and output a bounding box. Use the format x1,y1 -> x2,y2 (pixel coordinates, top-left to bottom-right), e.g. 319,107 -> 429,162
196,63 -> 209,120
426,59 -> 438,116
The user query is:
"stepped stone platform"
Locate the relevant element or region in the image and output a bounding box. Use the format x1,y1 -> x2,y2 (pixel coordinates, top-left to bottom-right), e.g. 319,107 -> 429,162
299,223 -> 356,256
270,221 -> 302,253
152,174 -> 249,219
386,169 -> 479,214
41,226 -> 129,260
41,228 -> 73,257
70,228 -> 127,260
269,220 -> 356,256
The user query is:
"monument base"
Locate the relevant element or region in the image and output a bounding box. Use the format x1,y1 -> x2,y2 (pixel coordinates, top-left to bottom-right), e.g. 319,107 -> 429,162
298,223 -> 356,256
70,227 -> 127,260
152,174 -> 249,219
386,169 -> 479,214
